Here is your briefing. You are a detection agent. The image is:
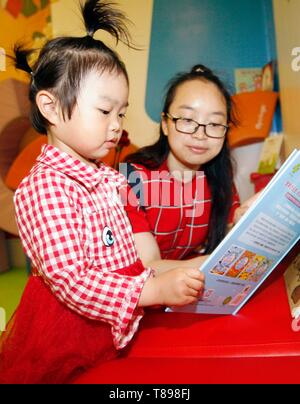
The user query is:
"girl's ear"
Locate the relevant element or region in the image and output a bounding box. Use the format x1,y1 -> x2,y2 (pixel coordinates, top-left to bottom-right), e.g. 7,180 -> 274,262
36,90 -> 60,126
161,113 -> 168,136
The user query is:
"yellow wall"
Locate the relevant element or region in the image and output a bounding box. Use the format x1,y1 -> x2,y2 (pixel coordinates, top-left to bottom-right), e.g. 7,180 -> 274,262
273,0 -> 300,157
51,0 -> 158,148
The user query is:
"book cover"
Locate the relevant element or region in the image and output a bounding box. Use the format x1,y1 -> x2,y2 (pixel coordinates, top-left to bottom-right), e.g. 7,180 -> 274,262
284,252 -> 300,319
234,67 -> 262,93
167,149 -> 300,315
261,61 -> 275,92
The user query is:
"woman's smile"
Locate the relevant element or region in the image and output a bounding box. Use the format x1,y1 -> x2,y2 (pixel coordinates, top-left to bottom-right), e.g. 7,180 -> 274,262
187,145 -> 209,154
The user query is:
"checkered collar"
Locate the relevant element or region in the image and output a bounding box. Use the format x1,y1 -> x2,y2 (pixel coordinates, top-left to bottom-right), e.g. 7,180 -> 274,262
37,144 -> 119,190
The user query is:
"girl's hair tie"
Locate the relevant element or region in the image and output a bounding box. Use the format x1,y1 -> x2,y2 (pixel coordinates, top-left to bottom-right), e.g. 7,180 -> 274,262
191,64 -> 214,76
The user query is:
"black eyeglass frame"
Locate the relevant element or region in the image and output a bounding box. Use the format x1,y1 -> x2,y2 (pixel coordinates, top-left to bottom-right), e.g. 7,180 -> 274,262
164,112 -> 229,139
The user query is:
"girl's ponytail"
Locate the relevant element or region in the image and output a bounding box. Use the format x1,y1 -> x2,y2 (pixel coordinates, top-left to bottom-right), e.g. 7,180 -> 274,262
81,0 -> 132,47
12,44 -> 34,76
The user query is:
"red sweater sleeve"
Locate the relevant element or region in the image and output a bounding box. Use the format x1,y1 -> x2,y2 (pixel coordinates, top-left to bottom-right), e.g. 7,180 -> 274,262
228,186 -> 241,224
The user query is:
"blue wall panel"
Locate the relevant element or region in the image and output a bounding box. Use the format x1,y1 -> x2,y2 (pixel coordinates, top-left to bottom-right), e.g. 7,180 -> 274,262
146,0 -> 277,123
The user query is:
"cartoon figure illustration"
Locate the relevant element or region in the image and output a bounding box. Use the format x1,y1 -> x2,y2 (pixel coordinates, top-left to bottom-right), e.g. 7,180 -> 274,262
202,289 -> 215,301
238,255 -> 265,281
225,250 -> 255,278
254,74 -> 262,91
238,82 -> 248,93
210,246 -> 244,276
248,259 -> 272,282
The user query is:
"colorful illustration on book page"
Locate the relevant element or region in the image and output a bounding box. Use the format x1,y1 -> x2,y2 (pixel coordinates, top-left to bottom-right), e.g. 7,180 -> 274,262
237,254 -> 265,281
202,288 -> 215,301
229,285 -> 252,307
247,258 -> 273,283
210,246 -> 244,276
225,250 -> 256,278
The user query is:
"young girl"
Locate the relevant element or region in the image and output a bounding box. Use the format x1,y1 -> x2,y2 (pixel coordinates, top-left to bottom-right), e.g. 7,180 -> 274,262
123,65 -> 241,270
0,0 -> 204,384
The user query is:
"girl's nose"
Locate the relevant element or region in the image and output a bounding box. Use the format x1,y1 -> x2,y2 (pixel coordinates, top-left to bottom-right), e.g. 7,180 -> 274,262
110,116 -> 122,134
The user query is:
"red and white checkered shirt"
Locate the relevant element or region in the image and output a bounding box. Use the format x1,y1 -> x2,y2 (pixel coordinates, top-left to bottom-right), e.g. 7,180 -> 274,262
14,145 -> 152,349
123,160 -> 240,260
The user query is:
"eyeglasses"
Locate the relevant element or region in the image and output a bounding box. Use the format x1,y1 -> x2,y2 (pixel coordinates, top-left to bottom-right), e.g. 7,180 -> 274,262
164,113 -> 228,139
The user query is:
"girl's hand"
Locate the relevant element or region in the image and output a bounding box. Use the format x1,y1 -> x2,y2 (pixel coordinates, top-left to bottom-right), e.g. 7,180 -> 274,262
139,267 -> 205,307
158,267 -> 205,306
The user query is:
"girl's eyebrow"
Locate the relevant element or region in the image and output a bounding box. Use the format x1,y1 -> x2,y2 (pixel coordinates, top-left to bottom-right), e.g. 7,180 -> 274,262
98,95 -> 129,108
177,105 -> 226,117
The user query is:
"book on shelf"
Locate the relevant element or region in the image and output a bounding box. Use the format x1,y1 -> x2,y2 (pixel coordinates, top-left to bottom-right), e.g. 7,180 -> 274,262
257,134 -> 284,174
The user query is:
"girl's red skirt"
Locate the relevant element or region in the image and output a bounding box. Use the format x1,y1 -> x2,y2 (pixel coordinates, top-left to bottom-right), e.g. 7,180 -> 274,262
0,275 -> 117,384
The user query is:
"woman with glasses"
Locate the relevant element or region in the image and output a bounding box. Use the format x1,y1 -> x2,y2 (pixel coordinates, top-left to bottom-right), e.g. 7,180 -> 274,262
122,65 -> 241,273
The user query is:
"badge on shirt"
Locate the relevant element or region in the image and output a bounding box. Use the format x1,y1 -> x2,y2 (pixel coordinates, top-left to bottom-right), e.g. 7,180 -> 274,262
102,226 -> 114,247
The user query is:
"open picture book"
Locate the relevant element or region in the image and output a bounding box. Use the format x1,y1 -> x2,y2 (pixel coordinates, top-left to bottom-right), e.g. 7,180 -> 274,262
167,149 -> 300,315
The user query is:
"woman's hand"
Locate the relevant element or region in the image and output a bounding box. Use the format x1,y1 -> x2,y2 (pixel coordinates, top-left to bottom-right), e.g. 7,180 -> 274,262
233,191 -> 263,224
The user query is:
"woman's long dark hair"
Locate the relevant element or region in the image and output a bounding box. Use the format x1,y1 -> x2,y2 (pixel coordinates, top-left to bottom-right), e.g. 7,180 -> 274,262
10,0 -> 133,134
126,65 -> 238,253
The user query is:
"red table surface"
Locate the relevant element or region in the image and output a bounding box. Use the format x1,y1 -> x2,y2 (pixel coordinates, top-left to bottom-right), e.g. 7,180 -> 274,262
75,248 -> 300,384
75,357 -> 300,384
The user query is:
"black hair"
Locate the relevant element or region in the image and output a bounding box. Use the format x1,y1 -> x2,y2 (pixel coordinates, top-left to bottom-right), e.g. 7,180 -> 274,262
126,64 -> 238,254
11,0 -> 133,134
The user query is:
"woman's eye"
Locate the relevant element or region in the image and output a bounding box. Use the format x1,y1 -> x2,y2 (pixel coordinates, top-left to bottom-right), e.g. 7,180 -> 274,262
209,122 -> 223,127
119,113 -> 126,119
